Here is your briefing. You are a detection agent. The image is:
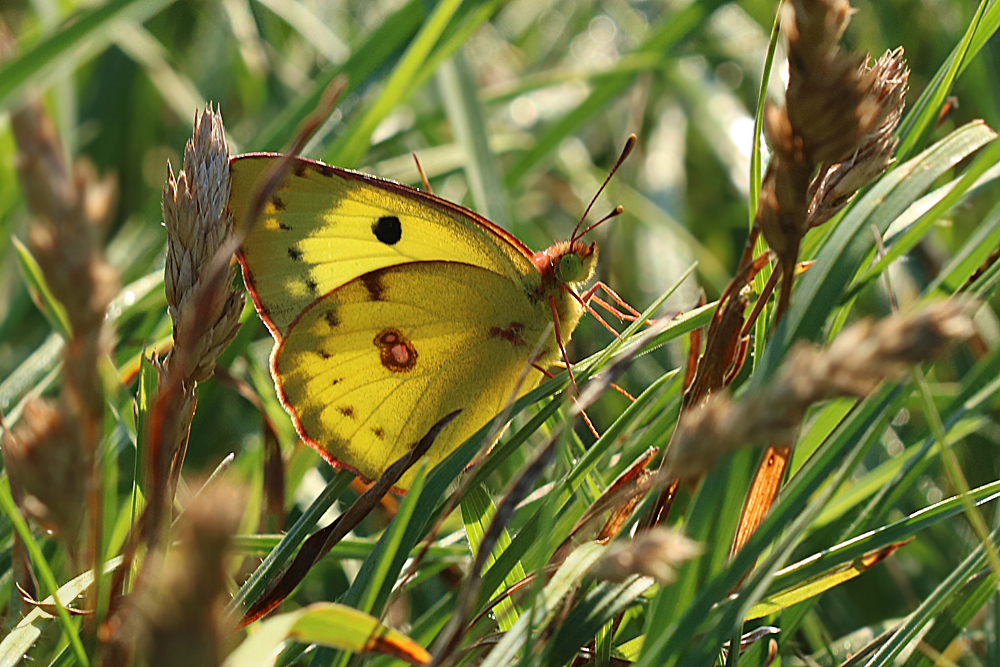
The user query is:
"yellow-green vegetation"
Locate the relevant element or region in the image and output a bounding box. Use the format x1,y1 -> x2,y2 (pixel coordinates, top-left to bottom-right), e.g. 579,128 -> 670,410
1,1 -> 1000,666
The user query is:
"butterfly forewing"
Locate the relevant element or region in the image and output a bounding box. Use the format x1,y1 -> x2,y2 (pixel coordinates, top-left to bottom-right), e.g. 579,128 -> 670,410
232,155 -> 538,337
274,261 -> 552,488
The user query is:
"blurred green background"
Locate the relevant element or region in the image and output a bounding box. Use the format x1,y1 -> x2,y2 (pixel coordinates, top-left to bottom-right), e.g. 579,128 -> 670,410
1,0 -> 999,662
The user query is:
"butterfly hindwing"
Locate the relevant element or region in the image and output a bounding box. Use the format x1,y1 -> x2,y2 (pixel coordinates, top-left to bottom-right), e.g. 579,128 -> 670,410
232,155 -> 538,337
274,260 -> 552,488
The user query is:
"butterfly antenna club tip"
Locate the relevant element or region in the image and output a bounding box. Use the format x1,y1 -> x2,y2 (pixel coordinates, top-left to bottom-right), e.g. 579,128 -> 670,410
577,205 -> 624,240
571,133 -> 637,243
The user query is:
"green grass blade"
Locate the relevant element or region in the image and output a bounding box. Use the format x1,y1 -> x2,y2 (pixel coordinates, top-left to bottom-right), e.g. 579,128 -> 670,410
12,237 -> 71,340
895,0 -> 997,160
328,0 -> 470,167
0,477 -> 88,667
0,0 -> 178,111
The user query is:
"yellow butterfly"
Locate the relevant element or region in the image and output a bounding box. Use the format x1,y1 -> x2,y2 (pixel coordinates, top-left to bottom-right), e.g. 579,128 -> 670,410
230,145 -> 631,490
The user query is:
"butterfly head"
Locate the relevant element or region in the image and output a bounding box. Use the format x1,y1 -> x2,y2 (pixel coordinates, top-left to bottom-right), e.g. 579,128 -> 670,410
534,240 -> 598,289
558,241 -> 598,285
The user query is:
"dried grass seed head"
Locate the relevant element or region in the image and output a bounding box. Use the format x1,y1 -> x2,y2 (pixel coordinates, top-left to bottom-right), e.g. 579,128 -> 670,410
13,100 -> 118,334
2,398 -> 86,541
162,106 -> 244,384
590,528 -> 701,584
131,481 -> 244,667
669,302 -> 976,480
806,49 -> 909,227
782,300 -> 977,402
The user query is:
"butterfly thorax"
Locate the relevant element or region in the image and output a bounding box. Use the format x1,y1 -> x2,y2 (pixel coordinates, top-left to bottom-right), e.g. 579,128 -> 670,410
527,240 -> 598,367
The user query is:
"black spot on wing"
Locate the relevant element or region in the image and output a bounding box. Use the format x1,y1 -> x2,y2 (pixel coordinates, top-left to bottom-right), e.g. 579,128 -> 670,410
372,215 -> 402,245
271,195 -> 286,211
278,221 -> 292,231
305,278 -> 318,294
338,406 -> 355,419
324,309 -> 339,328
288,247 -> 303,261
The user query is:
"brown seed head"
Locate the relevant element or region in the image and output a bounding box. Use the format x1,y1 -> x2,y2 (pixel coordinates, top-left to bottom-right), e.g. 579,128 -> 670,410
2,399 -> 86,543
162,106 -> 245,384
669,302 -> 976,481
130,481 -> 244,667
13,100 -> 118,335
589,528 -> 701,583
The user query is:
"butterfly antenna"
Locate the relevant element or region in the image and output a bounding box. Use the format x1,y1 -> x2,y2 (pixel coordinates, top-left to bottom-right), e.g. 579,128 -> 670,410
412,153 -> 433,193
576,205 -> 624,241
570,133 -> 637,243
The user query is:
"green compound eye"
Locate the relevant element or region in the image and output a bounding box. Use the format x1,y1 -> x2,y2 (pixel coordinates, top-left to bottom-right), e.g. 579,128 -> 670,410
558,253 -> 584,283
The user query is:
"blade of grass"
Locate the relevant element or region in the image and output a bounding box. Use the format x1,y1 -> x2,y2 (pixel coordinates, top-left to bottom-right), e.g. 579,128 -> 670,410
12,237 -> 71,340
848,141 -> 1000,297
865,523 -> 1000,666
895,0 -> 996,160
328,0 -> 469,167
0,477 -> 88,667
228,471 -> 353,619
461,484 -> 524,631
0,0 -> 178,111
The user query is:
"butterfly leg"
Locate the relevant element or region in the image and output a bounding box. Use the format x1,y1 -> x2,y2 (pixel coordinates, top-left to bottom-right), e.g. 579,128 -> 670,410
549,295 -> 578,392
582,281 -> 657,325
532,361 -> 600,438
570,288 -> 624,339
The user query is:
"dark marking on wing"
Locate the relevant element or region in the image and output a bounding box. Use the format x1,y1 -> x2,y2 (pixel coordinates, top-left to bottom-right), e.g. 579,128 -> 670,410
271,195 -> 286,211
324,309 -> 339,328
278,221 -> 292,231
318,350 -> 331,359
489,322 -> 526,346
312,163 -> 336,178
372,216 -> 402,246
288,247 -> 303,261
361,272 -> 384,301
371,427 -> 385,440
304,278 -> 318,294
294,161 -> 309,177
338,406 -> 355,419
374,328 -> 417,372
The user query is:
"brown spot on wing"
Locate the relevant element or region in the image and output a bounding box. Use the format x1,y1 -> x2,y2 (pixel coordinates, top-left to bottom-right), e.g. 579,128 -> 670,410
374,328 -> 417,372
271,195 -> 286,211
361,272 -> 385,301
324,309 -> 339,328
371,427 -> 385,440
338,406 -> 355,419
490,322 -> 526,346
